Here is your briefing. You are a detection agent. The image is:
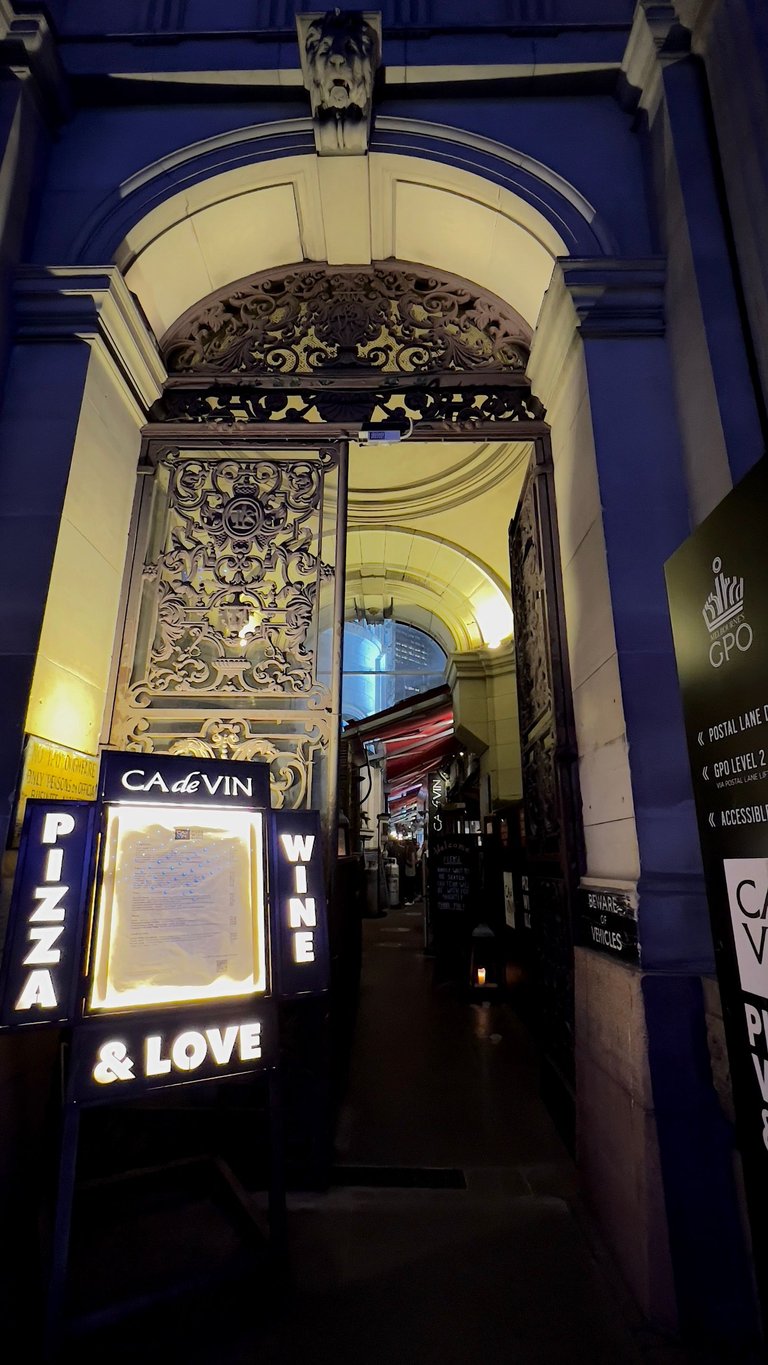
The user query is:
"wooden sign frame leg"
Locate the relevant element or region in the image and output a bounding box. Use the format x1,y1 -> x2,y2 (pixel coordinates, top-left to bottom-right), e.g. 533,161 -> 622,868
41,1061 -> 289,1359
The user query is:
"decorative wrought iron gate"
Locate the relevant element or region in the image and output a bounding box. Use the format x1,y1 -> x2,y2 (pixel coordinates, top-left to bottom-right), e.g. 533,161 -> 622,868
110,261 -> 551,841
509,447 -> 584,1141
109,442 -> 347,830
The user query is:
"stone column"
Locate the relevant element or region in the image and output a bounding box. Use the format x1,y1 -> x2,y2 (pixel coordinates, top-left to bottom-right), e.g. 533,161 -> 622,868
448,643 -> 521,811
529,257 -> 758,1347
0,264 -> 164,1319
0,267 -> 165,860
0,7 -> 68,382
683,0 -> 768,421
623,0 -> 765,520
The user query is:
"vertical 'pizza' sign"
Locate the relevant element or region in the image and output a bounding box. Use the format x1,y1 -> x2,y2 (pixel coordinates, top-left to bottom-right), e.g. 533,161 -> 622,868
0,802 -> 96,1027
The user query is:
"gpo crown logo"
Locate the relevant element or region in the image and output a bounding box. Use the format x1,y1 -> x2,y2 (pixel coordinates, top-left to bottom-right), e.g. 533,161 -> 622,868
703,556 -> 753,668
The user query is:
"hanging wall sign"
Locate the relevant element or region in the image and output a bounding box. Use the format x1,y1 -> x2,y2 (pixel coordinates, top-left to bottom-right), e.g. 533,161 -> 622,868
427,768 -> 448,840
14,736 -> 98,842
577,886 -> 639,963
665,456 -> 768,1318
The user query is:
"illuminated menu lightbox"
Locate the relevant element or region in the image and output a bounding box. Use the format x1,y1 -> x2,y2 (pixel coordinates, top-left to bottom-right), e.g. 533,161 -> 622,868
0,751 -> 329,1103
89,804 -> 268,1012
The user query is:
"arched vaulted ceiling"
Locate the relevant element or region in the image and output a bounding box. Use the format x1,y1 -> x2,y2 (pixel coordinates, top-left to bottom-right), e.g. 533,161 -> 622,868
346,441 -> 527,654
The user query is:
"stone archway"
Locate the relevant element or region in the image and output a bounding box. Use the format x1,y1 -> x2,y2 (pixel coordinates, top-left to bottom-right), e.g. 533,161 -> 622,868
108,260 -> 550,834
103,253 -> 583,1143
4,125 -> 689,1330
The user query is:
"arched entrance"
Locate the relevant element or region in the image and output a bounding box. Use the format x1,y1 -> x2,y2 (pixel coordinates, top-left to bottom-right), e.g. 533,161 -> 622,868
108,259 -> 549,806
98,254 -> 583,1146
2,125 -> 723,1336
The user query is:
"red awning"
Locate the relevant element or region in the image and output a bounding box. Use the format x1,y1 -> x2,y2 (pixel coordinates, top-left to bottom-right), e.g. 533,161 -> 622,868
344,685 -> 457,800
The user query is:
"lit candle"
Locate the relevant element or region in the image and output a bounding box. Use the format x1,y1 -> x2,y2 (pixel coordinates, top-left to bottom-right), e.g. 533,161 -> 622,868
477,967 -> 486,986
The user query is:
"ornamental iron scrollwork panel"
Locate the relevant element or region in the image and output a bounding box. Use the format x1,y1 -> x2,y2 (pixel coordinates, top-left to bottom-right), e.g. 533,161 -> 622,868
522,730 -> 560,861
154,384 -> 545,431
162,264 -> 531,380
138,451 -> 335,700
110,448 -> 341,813
511,482 -> 552,740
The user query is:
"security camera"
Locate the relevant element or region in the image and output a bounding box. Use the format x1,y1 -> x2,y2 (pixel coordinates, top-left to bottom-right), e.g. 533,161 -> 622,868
357,417 -> 413,444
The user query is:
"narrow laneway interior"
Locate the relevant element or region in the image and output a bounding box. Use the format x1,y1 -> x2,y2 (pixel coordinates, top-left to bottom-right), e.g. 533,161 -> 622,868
255,903 -> 673,1365
74,900 -> 689,1364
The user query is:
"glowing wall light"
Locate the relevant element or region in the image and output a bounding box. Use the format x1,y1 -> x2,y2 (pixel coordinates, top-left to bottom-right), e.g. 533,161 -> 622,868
25,669 -> 101,758
471,589 -> 514,651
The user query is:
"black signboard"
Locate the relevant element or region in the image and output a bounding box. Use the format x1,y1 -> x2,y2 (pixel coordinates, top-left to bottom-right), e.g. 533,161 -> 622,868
0,753 -> 330,1062
0,751 -> 332,1341
427,767 -> 448,840
269,808 -> 330,999
430,834 -> 477,915
666,457 -> 768,1322
577,887 -> 639,964
68,999 -> 278,1104
99,749 -> 270,808
0,801 -> 97,1028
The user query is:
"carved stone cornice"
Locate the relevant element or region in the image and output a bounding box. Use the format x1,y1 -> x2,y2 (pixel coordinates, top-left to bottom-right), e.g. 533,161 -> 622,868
621,0 -> 692,118
0,4 -> 69,122
447,641 -> 516,686
15,266 -> 166,415
529,259 -> 666,404
561,260 -> 666,338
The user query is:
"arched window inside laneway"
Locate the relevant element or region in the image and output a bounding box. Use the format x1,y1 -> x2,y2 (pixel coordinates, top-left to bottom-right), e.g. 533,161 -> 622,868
341,620 -> 446,722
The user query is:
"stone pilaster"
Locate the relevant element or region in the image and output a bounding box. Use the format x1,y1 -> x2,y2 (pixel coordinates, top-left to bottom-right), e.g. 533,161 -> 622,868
531,256 -> 756,1343
0,267 -> 164,856
623,0 -> 765,511
448,643 -> 521,809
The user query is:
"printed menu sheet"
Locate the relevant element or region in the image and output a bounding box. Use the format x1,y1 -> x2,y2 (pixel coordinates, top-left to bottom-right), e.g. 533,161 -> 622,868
90,806 -> 266,1009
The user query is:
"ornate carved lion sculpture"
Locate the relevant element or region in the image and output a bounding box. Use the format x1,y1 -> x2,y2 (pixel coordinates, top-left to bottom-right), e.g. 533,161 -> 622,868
299,10 -> 381,154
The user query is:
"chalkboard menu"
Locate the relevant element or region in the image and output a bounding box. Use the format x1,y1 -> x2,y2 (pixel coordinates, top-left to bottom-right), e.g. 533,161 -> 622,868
430,834 -> 478,915
666,457 -> 768,1330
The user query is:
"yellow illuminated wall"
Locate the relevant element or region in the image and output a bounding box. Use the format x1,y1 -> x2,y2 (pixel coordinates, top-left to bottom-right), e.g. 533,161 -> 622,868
25,347 -> 143,756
